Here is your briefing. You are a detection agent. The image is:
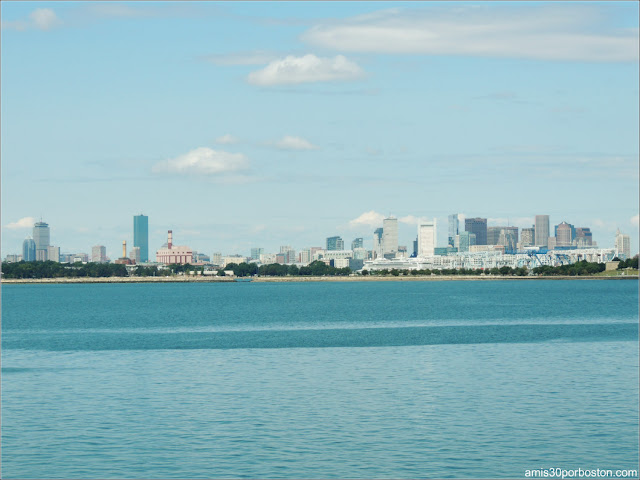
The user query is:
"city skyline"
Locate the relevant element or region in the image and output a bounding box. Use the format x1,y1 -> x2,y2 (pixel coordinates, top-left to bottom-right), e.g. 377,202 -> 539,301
1,1 -> 638,258
2,211 -> 633,263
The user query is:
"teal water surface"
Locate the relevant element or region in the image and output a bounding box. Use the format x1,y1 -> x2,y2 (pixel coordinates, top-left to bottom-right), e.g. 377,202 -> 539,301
2,280 -> 639,478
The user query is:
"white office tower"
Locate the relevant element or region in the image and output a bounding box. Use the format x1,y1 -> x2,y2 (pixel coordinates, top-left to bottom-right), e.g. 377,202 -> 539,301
615,229 -> 631,260
382,217 -> 398,257
418,219 -> 437,257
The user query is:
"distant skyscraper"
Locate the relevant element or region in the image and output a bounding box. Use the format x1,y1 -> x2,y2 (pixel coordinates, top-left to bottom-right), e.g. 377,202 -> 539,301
455,231 -> 476,253
129,247 -> 141,264
47,246 -> 60,262
92,245 -> 107,263
280,245 -> 296,263
521,227 -> 535,247
574,227 -> 593,247
487,227 -> 503,246
535,215 -> 550,247
555,222 -> 574,246
448,214 -> 460,247
465,217 -> 487,245
133,214 -> 149,262
33,221 -> 50,259
250,247 -> 264,260
326,236 -> 344,251
373,228 -> 383,259
615,230 -> 631,260
299,249 -> 311,263
22,237 -> 36,262
417,220 -> 437,257
382,217 -> 398,256
351,237 -> 363,250
498,228 -> 518,253
488,226 -> 518,249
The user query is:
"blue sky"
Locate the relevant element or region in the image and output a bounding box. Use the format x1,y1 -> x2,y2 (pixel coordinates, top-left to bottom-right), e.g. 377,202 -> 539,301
2,1 -> 638,259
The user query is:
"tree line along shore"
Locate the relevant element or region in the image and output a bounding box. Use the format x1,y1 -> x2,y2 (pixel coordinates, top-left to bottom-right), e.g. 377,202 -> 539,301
1,258 -> 638,282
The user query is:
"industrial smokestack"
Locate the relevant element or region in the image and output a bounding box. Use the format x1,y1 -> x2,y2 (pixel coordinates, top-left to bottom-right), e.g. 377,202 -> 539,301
122,240 -> 126,259
168,230 -> 173,249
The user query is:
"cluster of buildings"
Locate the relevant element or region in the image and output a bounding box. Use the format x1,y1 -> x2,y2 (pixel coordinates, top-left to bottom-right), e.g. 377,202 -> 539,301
4,213 -> 635,273
15,221 -> 61,263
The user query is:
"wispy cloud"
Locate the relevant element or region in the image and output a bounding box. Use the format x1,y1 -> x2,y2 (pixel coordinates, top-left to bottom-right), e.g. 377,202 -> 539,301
301,5 -> 639,62
399,215 -> 421,225
2,8 -> 61,31
272,136 -> 319,151
349,210 -> 385,228
631,214 -> 639,228
152,147 -> 248,176
592,218 -> 619,231
215,134 -> 240,145
248,54 -> 365,86
5,217 -> 36,230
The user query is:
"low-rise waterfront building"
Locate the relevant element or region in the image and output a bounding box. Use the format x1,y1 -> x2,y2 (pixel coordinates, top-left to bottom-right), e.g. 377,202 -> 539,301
260,253 -> 277,264
316,250 -> 353,261
156,231 -> 193,265
361,248 -> 616,272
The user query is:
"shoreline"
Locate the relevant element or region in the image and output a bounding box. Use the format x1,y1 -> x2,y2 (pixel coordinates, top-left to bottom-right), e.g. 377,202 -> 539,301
1,274 -> 637,284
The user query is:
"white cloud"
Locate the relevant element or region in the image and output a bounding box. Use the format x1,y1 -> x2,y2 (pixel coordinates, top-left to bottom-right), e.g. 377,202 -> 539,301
215,134 -> 240,145
29,8 -> 60,30
247,54 -> 365,86
631,214 -> 639,227
5,217 -> 36,230
152,147 -> 248,176
399,215 -> 421,225
301,5 -> 639,62
2,8 -> 60,31
349,210 -> 385,228
273,136 -> 319,151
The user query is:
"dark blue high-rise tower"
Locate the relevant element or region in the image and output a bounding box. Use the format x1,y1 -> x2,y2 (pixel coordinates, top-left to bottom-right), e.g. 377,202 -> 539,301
133,214 -> 149,262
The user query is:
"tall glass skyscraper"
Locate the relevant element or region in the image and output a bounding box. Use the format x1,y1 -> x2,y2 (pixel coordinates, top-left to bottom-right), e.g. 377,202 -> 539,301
134,214 -> 149,262
22,237 -> 36,261
448,214 -> 460,247
326,236 -> 344,251
464,217 -> 487,246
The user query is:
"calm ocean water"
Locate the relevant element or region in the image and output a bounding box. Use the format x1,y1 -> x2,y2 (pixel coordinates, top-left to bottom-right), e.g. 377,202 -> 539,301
2,280 -> 638,479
